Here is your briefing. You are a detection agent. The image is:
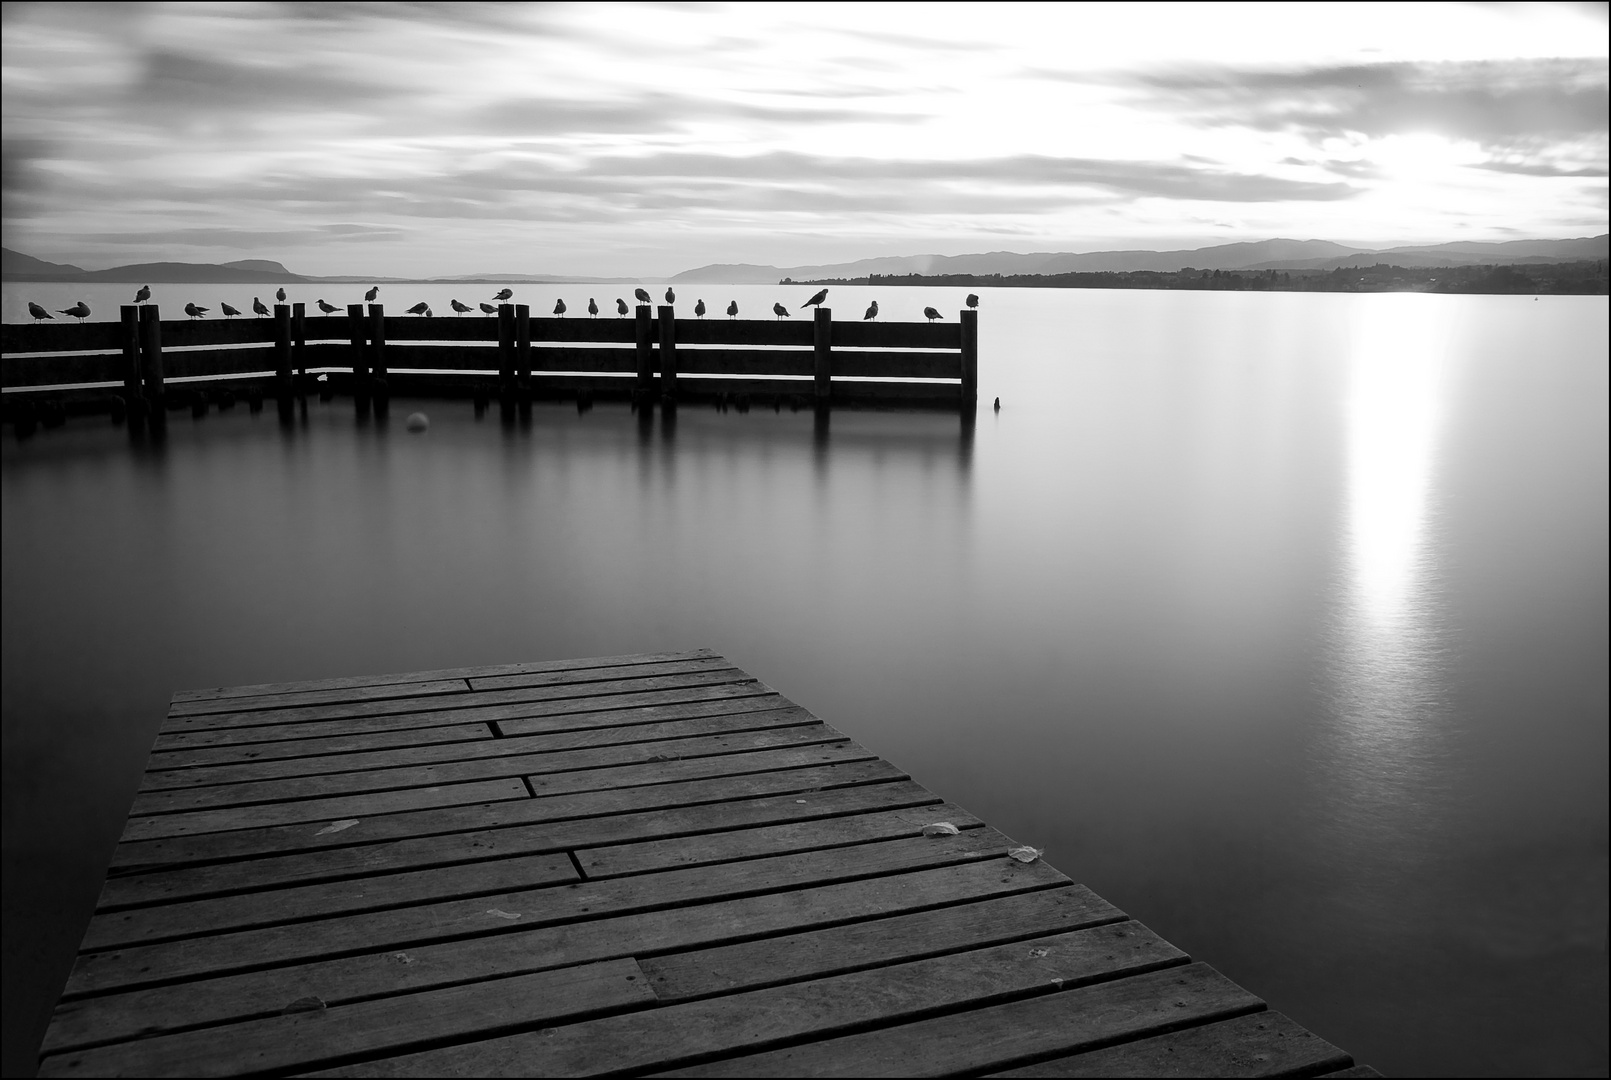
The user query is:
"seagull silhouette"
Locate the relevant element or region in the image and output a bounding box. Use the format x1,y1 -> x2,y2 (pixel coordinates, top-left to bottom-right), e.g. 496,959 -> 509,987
923,307 -> 942,322
665,287 -> 676,305
616,298 -> 629,317
253,297 -> 270,317
803,288 -> 828,308
479,302 -> 498,314
59,302 -> 90,321
864,300 -> 879,321
317,299 -> 339,315
695,299 -> 706,318
634,287 -> 652,304
134,285 -> 151,305
275,288 -> 287,303
28,302 -> 53,322
966,294 -> 979,309
407,302 -> 430,315
492,288 -> 513,301
365,286 -> 379,302
553,299 -> 567,317
451,299 -> 473,316
588,298 -> 598,318
220,302 -> 242,318
727,301 -> 738,319
185,302 -> 209,319
773,303 -> 790,319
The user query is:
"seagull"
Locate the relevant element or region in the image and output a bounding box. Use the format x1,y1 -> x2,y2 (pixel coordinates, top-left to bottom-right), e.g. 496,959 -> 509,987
634,287 -> 651,304
28,302 -> 53,322
803,288 -> 829,308
276,287 -> 287,303
665,286 -> 676,305
365,286 -> 379,302
253,297 -> 270,317
479,302 -> 497,314
773,303 -> 790,319
616,298 -> 629,317
923,306 -> 943,322
553,298 -> 567,317
588,298 -> 598,318
864,300 -> 879,321
317,299 -> 340,315
695,299 -> 706,318
184,302 -> 209,319
492,288 -> 513,301
451,299 -> 473,316
424,306 -> 433,317
727,301 -> 738,319
134,285 -> 151,305
221,302 -> 242,318
59,302 -> 90,321
407,302 -> 430,315
966,294 -> 979,309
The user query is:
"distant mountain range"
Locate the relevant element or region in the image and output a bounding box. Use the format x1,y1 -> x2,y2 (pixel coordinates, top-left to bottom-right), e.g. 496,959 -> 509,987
5,235 -> 1605,285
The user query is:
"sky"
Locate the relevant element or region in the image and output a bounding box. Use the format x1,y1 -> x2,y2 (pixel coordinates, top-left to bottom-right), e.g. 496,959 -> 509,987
2,1 -> 1607,277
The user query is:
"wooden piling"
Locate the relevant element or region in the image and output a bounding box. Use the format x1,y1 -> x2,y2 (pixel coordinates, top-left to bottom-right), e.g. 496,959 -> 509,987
273,305 -> 292,397
347,305 -> 368,379
119,307 -> 141,400
367,304 -> 387,380
814,307 -> 832,406
138,305 -> 164,402
960,308 -> 978,410
291,303 -> 307,378
658,305 -> 677,401
515,304 -> 532,387
497,304 -> 515,387
635,305 -> 655,399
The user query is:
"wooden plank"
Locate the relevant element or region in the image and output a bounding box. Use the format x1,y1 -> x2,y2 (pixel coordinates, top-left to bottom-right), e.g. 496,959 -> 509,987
98,780 -> 946,911
169,648 -> 711,704
167,678 -> 469,718
1,321 -> 123,352
664,319 -> 814,347
144,720 -> 495,773
464,653 -> 730,692
109,757 -> 904,873
832,320 -> 963,349
989,1010 -> 1353,1077
526,739 -> 876,798
491,691 -> 789,739
657,963 -> 1263,1079
128,724 -> 848,816
1315,1067 -> 1385,1078
46,861 -> 1069,1055
39,958 -> 652,1078
64,830 -> 1023,997
117,777 -> 531,844
161,346 -> 279,379
0,352 -> 122,387
314,924 -> 1185,1077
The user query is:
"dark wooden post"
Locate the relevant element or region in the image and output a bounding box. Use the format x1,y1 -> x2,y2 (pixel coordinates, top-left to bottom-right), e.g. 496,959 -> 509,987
367,304 -> 386,379
635,305 -> 655,399
347,304 -> 368,378
960,308 -> 978,411
496,304 -> 515,387
139,305 -> 164,402
119,306 -> 141,399
515,304 -> 532,386
291,302 -> 307,378
813,307 -> 832,406
273,304 -> 293,397
658,304 -> 677,402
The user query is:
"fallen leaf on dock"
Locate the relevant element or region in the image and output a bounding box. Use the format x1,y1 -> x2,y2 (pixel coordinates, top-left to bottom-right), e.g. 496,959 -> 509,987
315,819 -> 360,836
922,822 -> 960,836
486,908 -> 522,920
282,996 -> 326,1014
1008,845 -> 1044,863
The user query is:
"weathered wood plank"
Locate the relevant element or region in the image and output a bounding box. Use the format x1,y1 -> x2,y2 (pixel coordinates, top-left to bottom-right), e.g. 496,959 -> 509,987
64,830 -> 1022,997
526,739 -> 876,797
169,648 -> 713,703
38,958 -> 653,1078
47,862 -> 1072,1054
1,352 -> 123,387
316,924 -> 1183,1077
463,653 -> 730,692
166,678 -> 470,718
989,1010 -> 1353,1077
118,777 -> 531,844
109,756 -> 902,874
1,321 -> 123,352
141,705 -> 819,791
490,691 -> 791,739
100,780 -> 943,910
161,347 -> 279,379
658,963 -> 1263,1078
130,724 -> 847,815
1314,1066 -> 1385,1078
144,720 -> 496,773
153,681 -> 779,751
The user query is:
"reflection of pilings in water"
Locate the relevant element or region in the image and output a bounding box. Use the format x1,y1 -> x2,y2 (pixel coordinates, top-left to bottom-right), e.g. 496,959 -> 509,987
959,408 -> 975,477
635,397 -> 655,445
660,401 -> 677,442
812,404 -> 830,480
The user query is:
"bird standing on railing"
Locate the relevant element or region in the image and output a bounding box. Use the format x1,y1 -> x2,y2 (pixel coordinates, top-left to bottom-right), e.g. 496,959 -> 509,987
478,302 -> 496,315
492,288 -> 513,301
407,302 -> 430,315
634,287 -> 651,304
773,303 -> 790,319
966,293 -> 979,309
727,301 -> 738,319
803,288 -> 828,308
551,298 -> 565,317
221,302 -> 242,318
665,287 -> 676,305
253,297 -> 270,317
365,286 -> 379,302
317,299 -> 339,315
134,285 -> 151,305
450,299 -> 473,316
184,302 -> 209,319
864,300 -> 878,320
588,298 -> 598,318
923,306 -> 942,322
58,301 -> 91,322
276,288 -> 287,303
616,298 -> 629,317
695,299 -> 706,318
28,302 -> 53,322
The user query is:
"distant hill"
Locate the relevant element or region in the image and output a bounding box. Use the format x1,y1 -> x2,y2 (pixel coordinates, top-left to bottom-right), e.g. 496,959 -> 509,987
2,247 -> 88,279
2,248 -> 311,283
1247,235 -> 1610,272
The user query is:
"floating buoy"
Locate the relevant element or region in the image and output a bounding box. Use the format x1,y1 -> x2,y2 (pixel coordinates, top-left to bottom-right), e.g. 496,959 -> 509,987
406,412 -> 429,432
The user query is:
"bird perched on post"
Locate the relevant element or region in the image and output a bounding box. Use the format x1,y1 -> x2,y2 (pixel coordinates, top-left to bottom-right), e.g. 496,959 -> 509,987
317,299 -> 339,315
184,302 -> 209,319
365,286 -> 379,302
553,298 -> 567,317
665,286 -> 676,305
966,294 -> 979,309
407,302 -> 429,315
221,302 -> 242,318
479,302 -> 497,314
492,288 -> 513,301
588,298 -> 599,318
803,288 -> 829,308
253,297 -> 270,317
276,288 -> 287,303
451,299 -> 473,316
134,285 -> 151,305
59,302 -> 91,321
28,302 -> 53,322
773,303 -> 790,319
616,298 -> 629,317
923,306 -> 942,322
864,300 -> 879,321
727,301 -> 738,319
634,287 -> 651,304
695,299 -> 706,318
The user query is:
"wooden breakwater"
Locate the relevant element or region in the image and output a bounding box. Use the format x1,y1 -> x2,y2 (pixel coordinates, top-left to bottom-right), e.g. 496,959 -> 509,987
0,305 -> 978,422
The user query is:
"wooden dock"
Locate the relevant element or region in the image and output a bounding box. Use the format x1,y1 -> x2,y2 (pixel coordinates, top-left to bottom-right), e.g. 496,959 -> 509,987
38,649 -> 1374,1077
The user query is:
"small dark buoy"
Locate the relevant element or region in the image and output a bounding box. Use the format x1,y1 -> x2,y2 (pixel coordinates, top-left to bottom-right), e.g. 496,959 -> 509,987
993,396 -> 1000,411
405,412 -> 429,432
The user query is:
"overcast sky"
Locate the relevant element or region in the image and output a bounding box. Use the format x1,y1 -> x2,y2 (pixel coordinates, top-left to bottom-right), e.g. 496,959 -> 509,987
3,1 -> 1607,277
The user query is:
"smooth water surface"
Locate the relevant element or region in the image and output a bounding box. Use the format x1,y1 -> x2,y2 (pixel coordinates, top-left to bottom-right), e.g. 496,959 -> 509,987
3,287 -> 1607,1076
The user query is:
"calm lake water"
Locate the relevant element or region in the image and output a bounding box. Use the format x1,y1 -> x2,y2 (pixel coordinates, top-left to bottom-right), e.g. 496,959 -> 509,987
2,284 -> 1607,1077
